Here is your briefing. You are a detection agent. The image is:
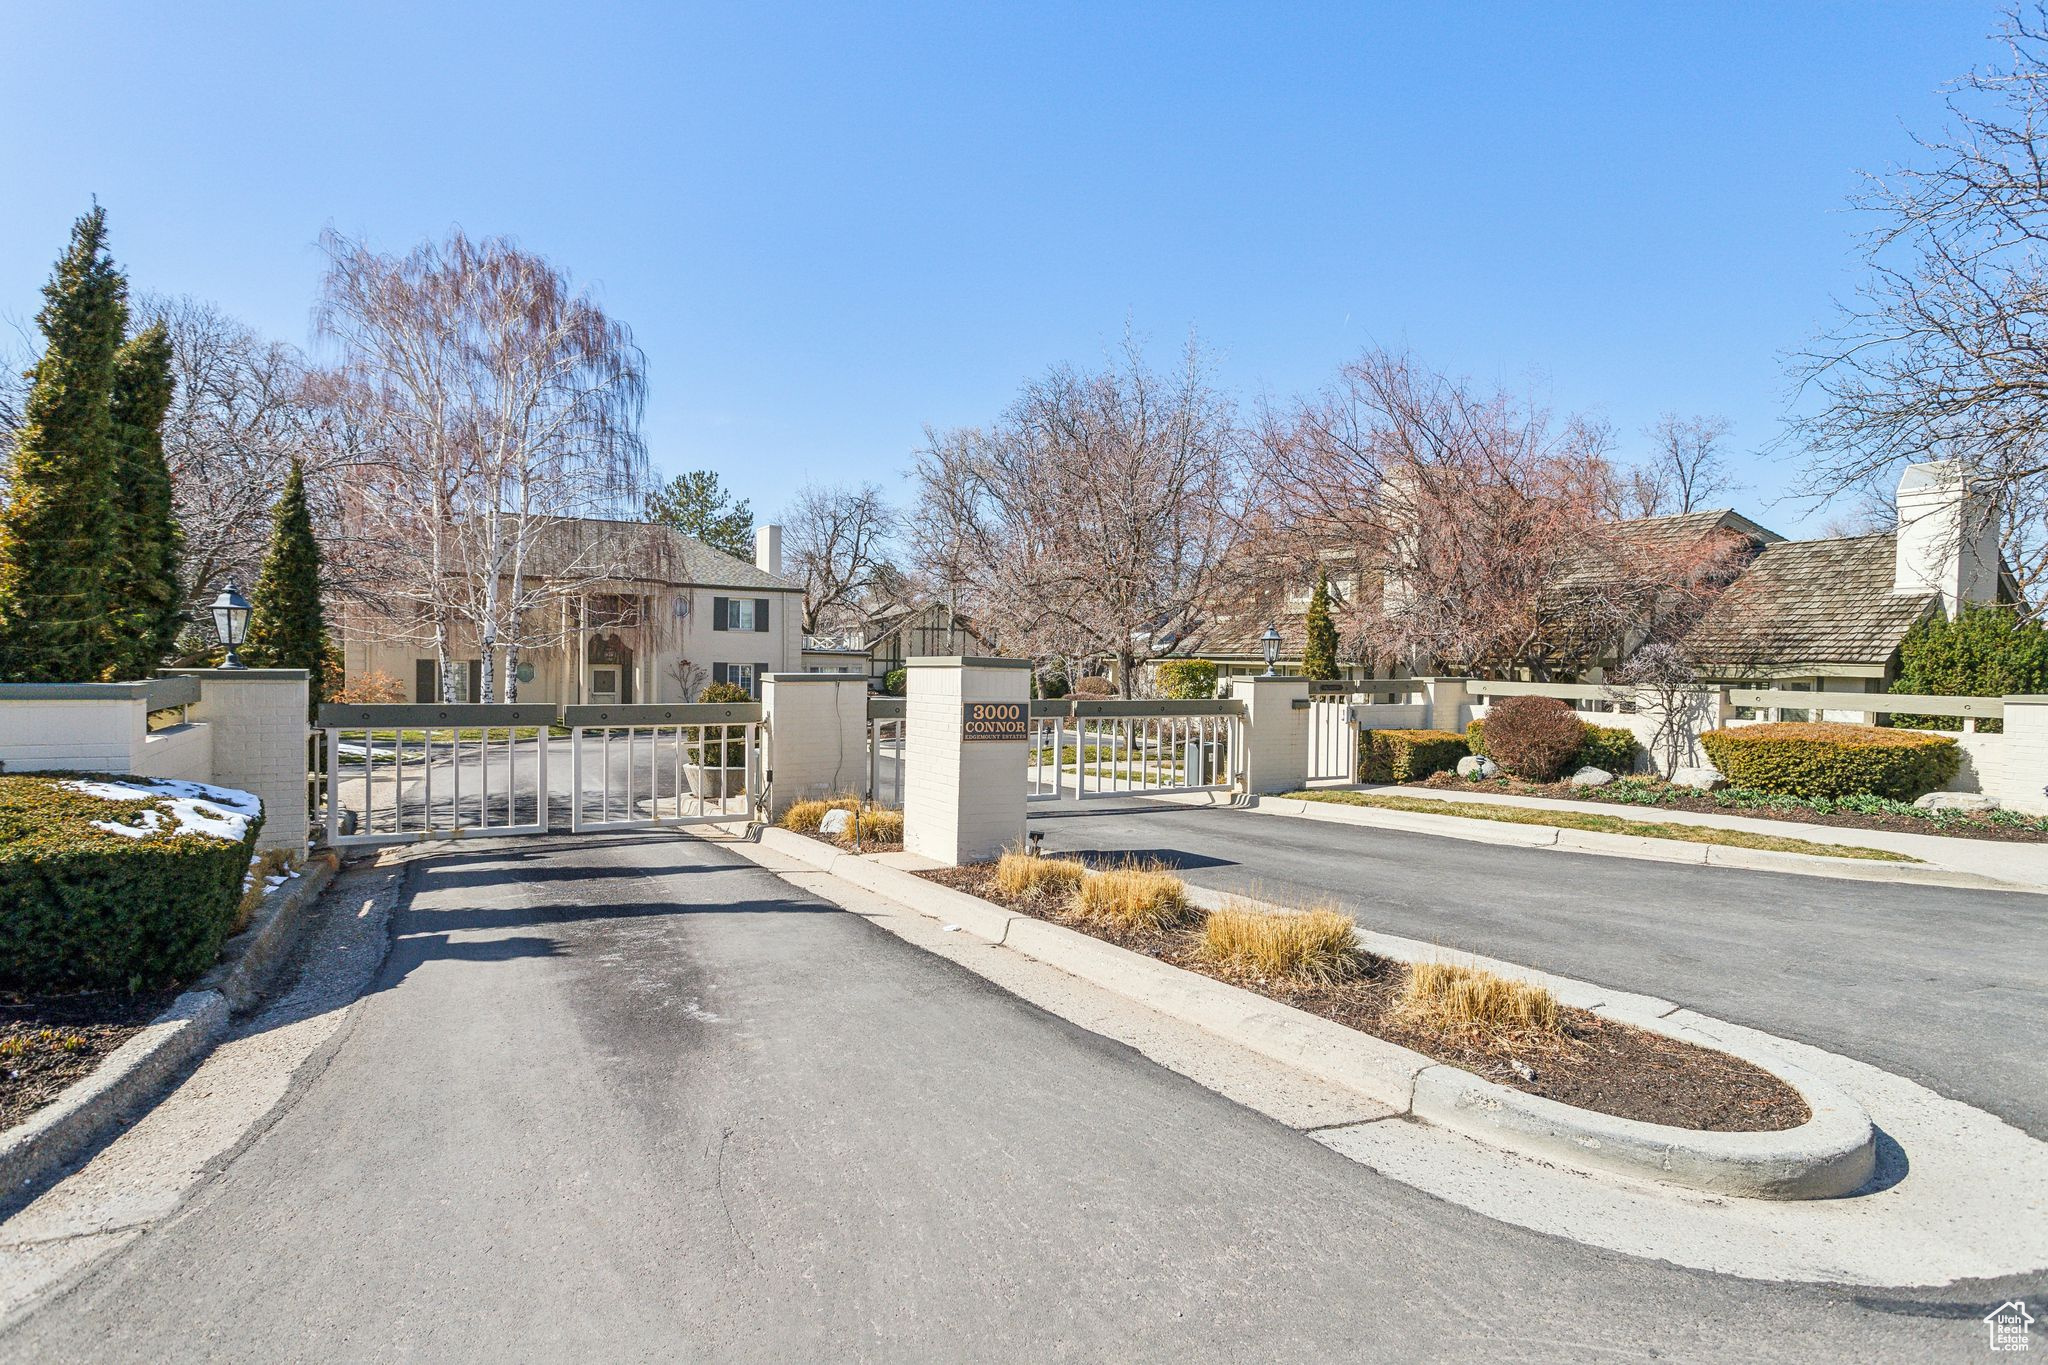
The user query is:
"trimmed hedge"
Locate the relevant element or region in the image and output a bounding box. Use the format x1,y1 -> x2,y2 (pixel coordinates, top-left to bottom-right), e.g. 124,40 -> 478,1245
0,775 -> 263,992
1698,723 -> 1961,800
1359,729 -> 1469,783
883,668 -> 907,697
1155,659 -> 1218,699
1466,717 -> 1639,776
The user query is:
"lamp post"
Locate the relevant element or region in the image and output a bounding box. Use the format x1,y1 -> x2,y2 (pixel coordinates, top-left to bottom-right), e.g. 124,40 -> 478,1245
1260,624 -> 1281,677
210,582 -> 252,670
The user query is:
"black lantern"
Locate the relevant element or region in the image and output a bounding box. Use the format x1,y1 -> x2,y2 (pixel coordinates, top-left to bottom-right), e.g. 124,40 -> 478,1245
1260,624 -> 1282,676
210,582 -> 252,670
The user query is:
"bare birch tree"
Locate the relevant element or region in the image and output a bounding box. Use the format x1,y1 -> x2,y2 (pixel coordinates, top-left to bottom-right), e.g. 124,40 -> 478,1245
910,335 -> 1242,692
317,229 -> 647,701
1792,3 -> 2048,604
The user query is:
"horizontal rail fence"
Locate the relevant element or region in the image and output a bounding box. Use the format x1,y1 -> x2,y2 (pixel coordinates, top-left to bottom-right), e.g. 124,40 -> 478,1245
564,702 -> 763,832
1727,687 -> 2004,731
867,698 -> 905,808
319,703 -> 557,847
1028,698 -> 1243,801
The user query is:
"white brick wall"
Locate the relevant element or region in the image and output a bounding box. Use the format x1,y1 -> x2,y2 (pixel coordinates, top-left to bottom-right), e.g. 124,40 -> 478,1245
0,698 -> 149,770
1991,698 -> 2048,815
904,659 -> 1029,865
1236,676 -> 1311,794
171,669 -> 310,852
762,674 -> 868,815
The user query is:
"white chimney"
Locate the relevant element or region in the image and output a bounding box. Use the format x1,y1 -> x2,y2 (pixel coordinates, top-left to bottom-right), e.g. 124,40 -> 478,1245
1892,461 -> 2000,616
755,524 -> 783,578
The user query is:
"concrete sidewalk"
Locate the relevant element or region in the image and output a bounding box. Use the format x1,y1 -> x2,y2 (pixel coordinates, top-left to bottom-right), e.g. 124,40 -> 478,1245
1290,779 -> 2048,889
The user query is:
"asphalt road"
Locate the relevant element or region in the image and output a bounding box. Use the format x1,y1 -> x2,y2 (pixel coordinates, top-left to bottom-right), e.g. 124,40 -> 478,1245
1026,800 -> 2048,1139
0,832 -> 1988,1361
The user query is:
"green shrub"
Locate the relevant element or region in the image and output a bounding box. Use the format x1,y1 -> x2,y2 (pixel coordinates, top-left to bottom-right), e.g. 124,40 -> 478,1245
883,668 -> 907,697
1358,729 -> 1468,782
1468,716 -> 1637,775
1479,696 -> 1585,782
1155,659 -> 1219,699
1576,723 -> 1639,775
1890,604 -> 2048,733
1698,722 -> 1961,800
0,774 -> 263,992
1035,664 -> 1069,700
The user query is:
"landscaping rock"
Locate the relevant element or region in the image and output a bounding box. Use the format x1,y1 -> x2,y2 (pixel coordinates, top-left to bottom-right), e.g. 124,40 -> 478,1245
1455,755 -> 1498,780
1568,766 -> 1614,788
1914,791 -> 1999,814
818,808 -> 853,837
1670,766 -> 1725,792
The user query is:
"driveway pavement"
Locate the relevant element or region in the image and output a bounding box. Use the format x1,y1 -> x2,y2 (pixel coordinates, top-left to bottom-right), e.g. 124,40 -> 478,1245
0,833 -> 1991,1361
1026,799 -> 2048,1139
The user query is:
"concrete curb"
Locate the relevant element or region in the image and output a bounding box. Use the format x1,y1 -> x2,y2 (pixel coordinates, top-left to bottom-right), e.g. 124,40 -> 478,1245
0,853 -> 340,1201
749,826 -> 1877,1199
1205,793 -> 2041,894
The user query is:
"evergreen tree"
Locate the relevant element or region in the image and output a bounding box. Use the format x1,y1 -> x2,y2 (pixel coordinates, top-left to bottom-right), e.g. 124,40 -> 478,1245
242,461 -> 328,705
1892,603 -> 2048,732
645,469 -> 754,559
1302,569 -> 1339,681
0,207 -> 128,682
107,322 -> 182,678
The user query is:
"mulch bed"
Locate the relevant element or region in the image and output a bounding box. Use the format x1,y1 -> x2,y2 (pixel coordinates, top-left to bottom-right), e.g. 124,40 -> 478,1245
789,828 -> 905,855
1412,772 -> 2048,843
917,863 -> 1808,1134
0,987 -> 178,1132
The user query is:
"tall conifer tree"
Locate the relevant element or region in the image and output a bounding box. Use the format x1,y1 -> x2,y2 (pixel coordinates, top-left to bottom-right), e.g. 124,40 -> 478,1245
1302,569 -> 1339,681
242,461 -> 328,704
0,207 -> 128,681
108,322 -> 182,678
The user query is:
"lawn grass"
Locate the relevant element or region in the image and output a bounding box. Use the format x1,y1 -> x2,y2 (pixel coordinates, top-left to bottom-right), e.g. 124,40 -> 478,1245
1283,789 -> 1920,863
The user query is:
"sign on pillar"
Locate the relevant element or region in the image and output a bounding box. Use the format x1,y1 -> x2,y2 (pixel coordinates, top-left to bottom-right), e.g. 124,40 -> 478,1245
905,656 -> 1032,866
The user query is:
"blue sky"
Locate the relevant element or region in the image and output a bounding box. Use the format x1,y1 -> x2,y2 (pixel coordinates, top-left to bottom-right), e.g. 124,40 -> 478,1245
0,2 -> 2000,534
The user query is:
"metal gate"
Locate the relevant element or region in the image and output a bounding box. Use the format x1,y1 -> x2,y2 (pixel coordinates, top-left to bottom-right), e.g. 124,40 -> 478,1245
866,698 -> 905,808
1028,699 -> 1242,801
319,700 -> 761,846
320,703 -> 557,847
564,702 -> 762,832
1306,695 -> 1358,782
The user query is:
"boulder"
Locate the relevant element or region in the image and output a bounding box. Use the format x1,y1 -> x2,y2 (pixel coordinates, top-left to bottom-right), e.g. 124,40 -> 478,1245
1669,766 -> 1724,792
1568,766 -> 1614,788
818,807 -> 853,837
1456,755 -> 1498,780
1914,791 -> 1999,814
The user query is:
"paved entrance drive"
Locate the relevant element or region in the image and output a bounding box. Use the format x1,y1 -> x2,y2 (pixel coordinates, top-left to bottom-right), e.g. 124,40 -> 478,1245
0,834 -> 1991,1359
1026,799 -> 2048,1140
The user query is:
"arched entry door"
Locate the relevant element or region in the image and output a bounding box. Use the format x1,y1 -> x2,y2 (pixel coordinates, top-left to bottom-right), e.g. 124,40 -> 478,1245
587,633 -> 635,705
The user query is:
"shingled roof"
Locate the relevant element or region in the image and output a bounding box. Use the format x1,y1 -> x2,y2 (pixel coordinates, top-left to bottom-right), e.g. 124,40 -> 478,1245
1680,532 -> 1935,670
521,518 -> 799,591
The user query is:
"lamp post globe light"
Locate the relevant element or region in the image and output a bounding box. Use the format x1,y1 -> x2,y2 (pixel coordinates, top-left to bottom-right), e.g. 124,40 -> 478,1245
210,582 -> 252,670
1260,624 -> 1282,676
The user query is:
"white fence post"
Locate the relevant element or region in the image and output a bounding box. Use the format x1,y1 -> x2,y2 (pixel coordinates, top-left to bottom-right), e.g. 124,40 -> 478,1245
167,667 -> 310,853
904,656 -> 1031,865
761,673 -> 869,819
1234,675 -> 1311,794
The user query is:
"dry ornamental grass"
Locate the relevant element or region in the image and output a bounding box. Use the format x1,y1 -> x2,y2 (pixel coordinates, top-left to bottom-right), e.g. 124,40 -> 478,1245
1402,960 -> 1562,1037
779,796 -> 862,834
994,851 -> 1087,900
846,807 -> 904,845
1201,903 -> 1363,983
1065,859 -> 1194,932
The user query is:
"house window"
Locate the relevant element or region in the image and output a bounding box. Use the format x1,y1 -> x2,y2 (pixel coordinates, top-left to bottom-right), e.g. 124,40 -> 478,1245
713,662 -> 759,697
729,599 -> 756,631
711,596 -> 771,633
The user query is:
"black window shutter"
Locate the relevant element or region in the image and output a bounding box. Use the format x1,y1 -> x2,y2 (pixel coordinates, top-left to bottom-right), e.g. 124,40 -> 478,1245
415,659 -> 436,702
712,596 -> 729,631
754,598 -> 770,633
713,662 -> 728,685
468,659 -> 483,702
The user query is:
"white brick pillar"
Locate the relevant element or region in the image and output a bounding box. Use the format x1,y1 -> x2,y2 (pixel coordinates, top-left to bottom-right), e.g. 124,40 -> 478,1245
167,668 -> 310,853
1420,677 -> 1472,733
762,673 -> 869,818
904,656 -> 1030,866
1993,696 -> 2048,816
1235,675 -> 1311,795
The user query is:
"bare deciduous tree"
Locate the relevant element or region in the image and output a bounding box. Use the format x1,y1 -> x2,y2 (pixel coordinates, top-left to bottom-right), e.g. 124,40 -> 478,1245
911,335 -> 1242,693
782,482 -> 899,636
317,229 -> 648,701
1792,3 -> 2048,604
1620,414 -> 1737,517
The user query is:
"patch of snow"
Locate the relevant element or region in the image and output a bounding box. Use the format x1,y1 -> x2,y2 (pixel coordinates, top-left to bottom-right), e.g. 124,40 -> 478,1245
62,777 -> 262,843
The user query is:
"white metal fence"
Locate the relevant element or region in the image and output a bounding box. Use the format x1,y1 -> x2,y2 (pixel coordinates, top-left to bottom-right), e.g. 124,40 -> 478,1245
1027,699 -> 1242,801
867,698 -> 906,808
564,702 -> 762,832
320,703 -> 556,848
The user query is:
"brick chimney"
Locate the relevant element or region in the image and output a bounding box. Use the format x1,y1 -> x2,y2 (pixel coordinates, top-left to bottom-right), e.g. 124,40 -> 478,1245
1892,461 -> 2000,616
755,524 -> 783,578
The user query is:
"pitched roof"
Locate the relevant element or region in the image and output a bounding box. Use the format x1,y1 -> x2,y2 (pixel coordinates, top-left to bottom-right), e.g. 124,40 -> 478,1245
1680,532 -> 1935,669
521,517 -> 799,591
